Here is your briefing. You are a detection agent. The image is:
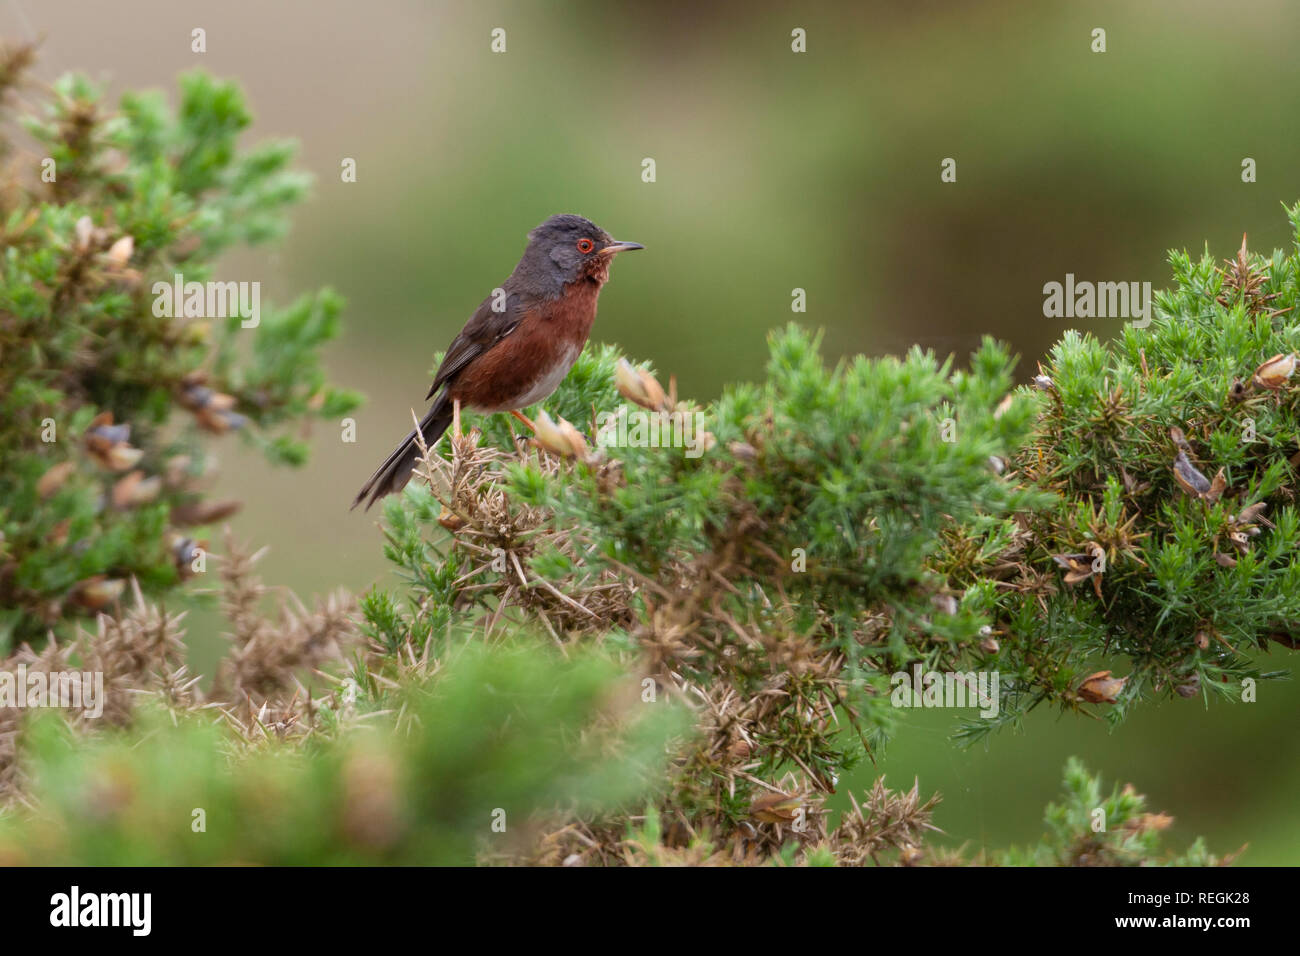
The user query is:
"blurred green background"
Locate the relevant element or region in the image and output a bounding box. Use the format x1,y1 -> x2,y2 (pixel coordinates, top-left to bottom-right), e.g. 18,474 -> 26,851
6,0 -> 1300,862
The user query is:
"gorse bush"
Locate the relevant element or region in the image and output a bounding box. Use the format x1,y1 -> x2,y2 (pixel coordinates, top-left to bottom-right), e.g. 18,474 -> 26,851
0,55 -> 1281,864
0,46 -> 358,651
999,231 -> 1300,731
358,299 -> 1282,861
363,329 -> 1043,850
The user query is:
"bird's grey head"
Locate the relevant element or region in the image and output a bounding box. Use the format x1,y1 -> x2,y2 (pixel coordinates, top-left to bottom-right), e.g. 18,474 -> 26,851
521,214 -> 643,287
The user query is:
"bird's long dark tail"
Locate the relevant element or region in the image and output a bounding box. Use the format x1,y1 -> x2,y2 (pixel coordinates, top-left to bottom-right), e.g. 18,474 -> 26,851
352,395 -> 454,511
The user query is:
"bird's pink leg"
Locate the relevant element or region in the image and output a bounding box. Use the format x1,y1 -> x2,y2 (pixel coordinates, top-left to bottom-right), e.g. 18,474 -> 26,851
509,409 -> 535,432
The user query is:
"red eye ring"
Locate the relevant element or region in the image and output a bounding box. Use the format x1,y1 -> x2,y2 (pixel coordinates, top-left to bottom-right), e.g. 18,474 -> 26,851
576,238 -> 595,254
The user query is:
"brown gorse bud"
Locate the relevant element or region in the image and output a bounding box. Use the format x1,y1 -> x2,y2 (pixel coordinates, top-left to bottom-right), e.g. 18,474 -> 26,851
1252,352 -> 1296,391
37,461 -> 76,499
73,215 -> 96,253
84,412 -> 143,471
1172,451 -> 1211,497
111,471 -> 162,508
1077,670 -> 1127,704
615,359 -> 670,413
532,409 -> 580,458
1051,541 -> 1106,599
179,381 -> 247,433
437,505 -> 466,532
614,358 -> 651,407
70,575 -> 126,611
749,790 -> 802,824
170,499 -> 242,527
104,234 -> 133,269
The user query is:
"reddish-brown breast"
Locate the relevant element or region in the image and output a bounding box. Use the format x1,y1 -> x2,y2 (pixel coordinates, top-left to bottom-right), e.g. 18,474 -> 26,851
451,277 -> 604,413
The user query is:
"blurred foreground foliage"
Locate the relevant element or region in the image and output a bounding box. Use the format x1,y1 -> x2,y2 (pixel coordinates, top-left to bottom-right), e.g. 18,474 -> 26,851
1,56 -> 1278,865
0,637 -> 684,865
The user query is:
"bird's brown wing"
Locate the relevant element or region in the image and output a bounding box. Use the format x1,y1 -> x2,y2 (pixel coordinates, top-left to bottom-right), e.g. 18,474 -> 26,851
425,293 -> 529,401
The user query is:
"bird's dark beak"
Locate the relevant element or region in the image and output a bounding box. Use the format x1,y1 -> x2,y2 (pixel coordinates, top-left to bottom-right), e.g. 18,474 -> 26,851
600,240 -> 644,255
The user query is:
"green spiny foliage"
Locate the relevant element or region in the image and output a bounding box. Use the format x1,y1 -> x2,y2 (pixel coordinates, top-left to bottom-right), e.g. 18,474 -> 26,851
507,328 -> 1046,745
354,326 -> 1054,856
962,217 -> 1300,739
0,52 -> 360,650
0,639 -> 688,865
989,757 -> 1226,866
614,758 -> 1223,866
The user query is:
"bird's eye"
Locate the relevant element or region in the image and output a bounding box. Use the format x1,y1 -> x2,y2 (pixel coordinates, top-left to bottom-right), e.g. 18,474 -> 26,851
576,238 -> 595,254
